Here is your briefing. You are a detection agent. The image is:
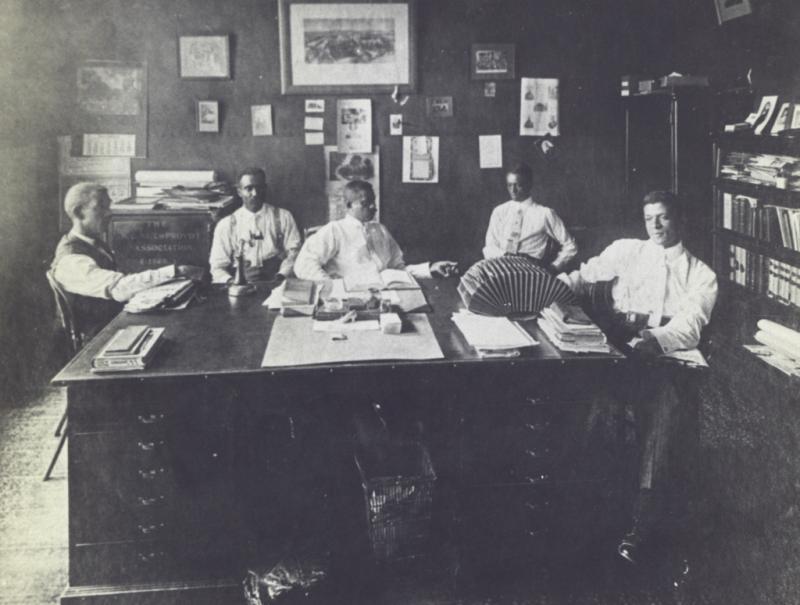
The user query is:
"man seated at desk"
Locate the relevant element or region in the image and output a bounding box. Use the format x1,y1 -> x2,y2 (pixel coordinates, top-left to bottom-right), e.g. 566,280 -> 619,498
209,167 -> 301,285
51,182 -> 205,342
293,180 -> 457,281
483,162 -> 577,271
558,190 -> 718,565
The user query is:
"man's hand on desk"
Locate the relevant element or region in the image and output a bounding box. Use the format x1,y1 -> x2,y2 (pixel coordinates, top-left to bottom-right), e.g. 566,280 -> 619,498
430,261 -> 459,278
633,330 -> 664,358
176,265 -> 206,282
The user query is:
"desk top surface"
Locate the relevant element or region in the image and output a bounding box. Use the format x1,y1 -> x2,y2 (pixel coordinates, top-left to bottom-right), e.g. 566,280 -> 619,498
52,279 -> 624,385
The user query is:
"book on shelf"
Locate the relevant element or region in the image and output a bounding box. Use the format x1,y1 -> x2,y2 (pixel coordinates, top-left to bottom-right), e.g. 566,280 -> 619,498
92,326 -> 166,372
726,244 -> 799,307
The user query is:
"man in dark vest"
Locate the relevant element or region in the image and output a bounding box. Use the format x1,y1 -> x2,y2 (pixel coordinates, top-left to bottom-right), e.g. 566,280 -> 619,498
51,182 -> 204,343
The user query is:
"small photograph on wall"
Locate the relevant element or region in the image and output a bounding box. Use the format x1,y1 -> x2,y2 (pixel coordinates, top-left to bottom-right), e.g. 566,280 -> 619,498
197,100 -> 219,133
714,0 -> 752,24
336,99 -> 372,153
324,145 -> 380,221
471,44 -> 515,80
251,105 -> 273,136
402,135 -> 439,184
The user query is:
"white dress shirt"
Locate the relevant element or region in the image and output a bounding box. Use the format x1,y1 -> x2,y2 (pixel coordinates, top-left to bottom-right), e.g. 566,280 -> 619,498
209,204 -> 301,283
294,215 -> 431,281
560,238 -> 718,353
483,198 -> 578,269
53,230 -> 177,302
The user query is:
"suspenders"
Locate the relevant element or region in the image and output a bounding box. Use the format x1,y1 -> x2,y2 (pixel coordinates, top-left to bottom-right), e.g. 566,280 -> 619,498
229,206 -> 286,258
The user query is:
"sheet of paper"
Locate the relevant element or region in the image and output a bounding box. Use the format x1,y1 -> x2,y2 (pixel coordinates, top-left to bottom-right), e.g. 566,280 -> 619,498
479,135 -> 503,168
305,99 -> 325,113
305,131 -> 325,145
304,116 -> 324,131
336,99 -> 372,153
452,311 -> 538,350
82,133 -> 136,157
251,104 -> 273,136
262,314 -> 444,367
519,78 -> 559,136
402,136 -> 439,183
312,319 -> 380,332
390,114 -> 403,135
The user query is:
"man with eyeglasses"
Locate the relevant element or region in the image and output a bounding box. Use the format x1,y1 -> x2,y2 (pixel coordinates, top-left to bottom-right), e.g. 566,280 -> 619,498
294,180 -> 457,281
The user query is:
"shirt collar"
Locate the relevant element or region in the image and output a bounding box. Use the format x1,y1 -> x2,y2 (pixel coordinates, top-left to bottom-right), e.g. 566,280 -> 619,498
69,228 -> 102,248
663,241 -> 685,263
237,204 -> 269,220
343,214 -> 369,229
512,197 -> 535,207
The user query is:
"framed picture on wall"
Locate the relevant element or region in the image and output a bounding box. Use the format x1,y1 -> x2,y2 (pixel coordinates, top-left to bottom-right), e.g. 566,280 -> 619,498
278,0 -> 416,95
179,34 -> 230,79
197,100 -> 219,133
470,43 -> 515,80
713,0 -> 752,24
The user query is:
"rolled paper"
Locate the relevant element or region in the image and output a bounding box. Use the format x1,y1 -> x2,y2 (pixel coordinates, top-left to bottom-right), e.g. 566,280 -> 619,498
757,319 -> 800,349
754,330 -> 800,361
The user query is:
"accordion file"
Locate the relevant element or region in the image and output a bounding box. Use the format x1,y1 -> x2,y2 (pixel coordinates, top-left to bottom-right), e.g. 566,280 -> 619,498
458,256 -> 576,316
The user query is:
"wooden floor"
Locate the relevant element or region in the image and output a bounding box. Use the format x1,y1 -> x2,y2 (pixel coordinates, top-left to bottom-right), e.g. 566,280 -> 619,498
0,383 -> 791,605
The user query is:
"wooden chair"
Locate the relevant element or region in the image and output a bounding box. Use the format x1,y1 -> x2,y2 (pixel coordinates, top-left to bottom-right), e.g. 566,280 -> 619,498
44,269 -> 82,481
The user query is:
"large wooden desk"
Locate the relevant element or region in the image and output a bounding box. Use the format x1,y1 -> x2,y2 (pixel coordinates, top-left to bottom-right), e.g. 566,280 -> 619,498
53,279 -> 626,604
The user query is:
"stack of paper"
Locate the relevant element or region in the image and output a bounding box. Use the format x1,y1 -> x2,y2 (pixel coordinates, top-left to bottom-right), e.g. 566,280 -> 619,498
538,303 -> 610,353
343,268 -> 420,292
124,279 -> 196,313
451,310 -> 538,357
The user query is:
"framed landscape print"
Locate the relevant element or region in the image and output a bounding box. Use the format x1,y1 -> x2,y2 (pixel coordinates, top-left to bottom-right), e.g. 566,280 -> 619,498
470,43 -> 515,80
179,34 -> 231,79
278,0 -> 416,95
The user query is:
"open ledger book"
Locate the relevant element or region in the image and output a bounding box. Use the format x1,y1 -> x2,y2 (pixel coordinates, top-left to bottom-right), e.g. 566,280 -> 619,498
343,268 -> 420,292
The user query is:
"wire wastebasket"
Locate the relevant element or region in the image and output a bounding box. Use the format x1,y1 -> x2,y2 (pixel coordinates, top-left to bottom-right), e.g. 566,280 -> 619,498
354,442 -> 437,562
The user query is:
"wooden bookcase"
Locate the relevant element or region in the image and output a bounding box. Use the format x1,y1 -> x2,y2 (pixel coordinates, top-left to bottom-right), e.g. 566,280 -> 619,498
711,131 -> 800,382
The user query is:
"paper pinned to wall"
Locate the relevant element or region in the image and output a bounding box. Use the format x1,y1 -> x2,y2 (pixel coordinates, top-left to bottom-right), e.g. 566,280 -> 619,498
402,136 -> 439,184
304,116 -> 324,131
82,133 -> 137,157
336,99 -> 372,153
519,78 -> 559,137
305,131 -> 325,145
251,105 -> 273,136
479,135 -> 502,168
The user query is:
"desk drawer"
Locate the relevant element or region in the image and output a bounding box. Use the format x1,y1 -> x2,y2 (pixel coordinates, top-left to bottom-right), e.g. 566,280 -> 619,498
71,535 -> 240,586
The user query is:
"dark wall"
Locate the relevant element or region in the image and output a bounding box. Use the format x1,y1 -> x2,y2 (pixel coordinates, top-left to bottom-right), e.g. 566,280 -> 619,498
7,0 -> 725,396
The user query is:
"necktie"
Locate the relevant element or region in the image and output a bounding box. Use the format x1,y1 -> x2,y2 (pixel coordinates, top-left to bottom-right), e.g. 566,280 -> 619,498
363,223 -> 379,265
505,207 -> 524,253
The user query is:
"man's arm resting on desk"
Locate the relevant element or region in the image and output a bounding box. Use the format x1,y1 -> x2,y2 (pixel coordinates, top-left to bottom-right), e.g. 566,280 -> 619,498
54,255 -> 181,302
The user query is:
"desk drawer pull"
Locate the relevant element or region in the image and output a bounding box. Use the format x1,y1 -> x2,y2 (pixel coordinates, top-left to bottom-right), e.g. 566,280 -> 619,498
137,413 -> 165,425
524,501 -> 550,513
524,448 -> 550,459
137,440 -> 164,452
136,495 -> 165,507
137,550 -> 166,564
138,468 -> 165,481
525,473 -> 550,485
137,523 -> 166,536
524,422 -> 551,432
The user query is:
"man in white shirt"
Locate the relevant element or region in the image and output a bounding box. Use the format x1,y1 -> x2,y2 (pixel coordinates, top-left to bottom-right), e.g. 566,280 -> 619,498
294,180 -> 457,281
483,163 -> 577,271
560,190 -> 718,565
209,167 -> 301,284
51,183 -> 204,342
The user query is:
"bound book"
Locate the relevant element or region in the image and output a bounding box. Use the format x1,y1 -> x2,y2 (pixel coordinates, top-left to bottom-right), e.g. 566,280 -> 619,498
280,278 -> 317,316
92,326 -> 166,372
344,268 -> 420,292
